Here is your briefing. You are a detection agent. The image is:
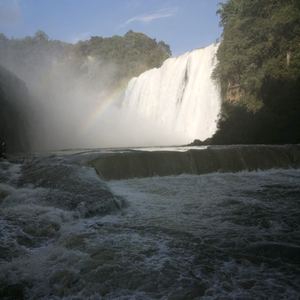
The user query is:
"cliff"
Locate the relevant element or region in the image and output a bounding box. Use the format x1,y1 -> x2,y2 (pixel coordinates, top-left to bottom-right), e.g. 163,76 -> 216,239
0,64 -> 32,153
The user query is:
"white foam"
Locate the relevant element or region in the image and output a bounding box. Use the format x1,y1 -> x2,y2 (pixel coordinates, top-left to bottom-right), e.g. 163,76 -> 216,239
123,44 -> 221,142
1,153 -> 299,299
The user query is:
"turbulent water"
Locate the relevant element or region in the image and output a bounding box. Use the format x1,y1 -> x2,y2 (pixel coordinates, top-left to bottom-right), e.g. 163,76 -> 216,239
1,146 -> 300,299
123,44 -> 221,142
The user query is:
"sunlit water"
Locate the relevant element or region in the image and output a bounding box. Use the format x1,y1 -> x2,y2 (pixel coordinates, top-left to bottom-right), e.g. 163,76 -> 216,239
0,147 -> 300,299
123,44 -> 221,142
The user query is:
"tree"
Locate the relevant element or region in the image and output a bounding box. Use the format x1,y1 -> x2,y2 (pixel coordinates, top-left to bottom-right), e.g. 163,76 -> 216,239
0,29 -> 172,94
33,30 -> 49,44
210,0 -> 300,144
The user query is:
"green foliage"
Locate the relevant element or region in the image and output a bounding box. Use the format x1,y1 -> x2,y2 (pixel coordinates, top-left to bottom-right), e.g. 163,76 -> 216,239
211,0 -> 300,144
70,29 -> 171,85
0,31 -> 65,84
0,30 -> 172,91
213,0 -> 299,101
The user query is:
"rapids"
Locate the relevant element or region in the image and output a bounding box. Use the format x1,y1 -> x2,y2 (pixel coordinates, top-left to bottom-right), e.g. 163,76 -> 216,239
0,145 -> 300,299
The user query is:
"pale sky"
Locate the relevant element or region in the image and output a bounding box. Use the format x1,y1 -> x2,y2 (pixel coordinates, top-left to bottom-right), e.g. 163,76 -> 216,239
0,0 -> 223,57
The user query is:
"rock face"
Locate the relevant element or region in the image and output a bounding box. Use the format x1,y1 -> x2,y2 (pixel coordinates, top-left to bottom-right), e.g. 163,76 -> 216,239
0,64 -> 32,153
89,145 -> 300,180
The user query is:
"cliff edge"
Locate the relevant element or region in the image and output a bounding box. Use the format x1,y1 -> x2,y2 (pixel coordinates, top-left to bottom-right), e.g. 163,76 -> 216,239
0,64 -> 32,153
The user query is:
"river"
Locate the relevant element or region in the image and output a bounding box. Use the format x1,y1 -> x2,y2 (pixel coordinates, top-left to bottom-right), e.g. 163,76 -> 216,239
1,145 -> 300,299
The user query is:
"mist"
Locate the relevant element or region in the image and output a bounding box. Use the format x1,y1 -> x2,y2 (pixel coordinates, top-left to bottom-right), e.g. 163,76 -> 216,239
3,52 -> 188,151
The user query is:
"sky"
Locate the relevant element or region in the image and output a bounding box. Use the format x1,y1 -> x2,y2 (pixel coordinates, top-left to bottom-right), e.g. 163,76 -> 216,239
0,0 -> 223,57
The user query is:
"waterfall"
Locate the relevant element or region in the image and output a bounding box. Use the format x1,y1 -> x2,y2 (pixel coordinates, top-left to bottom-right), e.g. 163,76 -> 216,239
123,43 -> 221,141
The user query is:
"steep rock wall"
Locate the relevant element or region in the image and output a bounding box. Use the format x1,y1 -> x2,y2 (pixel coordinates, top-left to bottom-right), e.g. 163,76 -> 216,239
89,145 -> 300,180
0,65 -> 32,153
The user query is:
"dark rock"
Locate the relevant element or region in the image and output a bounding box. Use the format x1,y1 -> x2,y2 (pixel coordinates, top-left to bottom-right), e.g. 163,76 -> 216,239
0,64 -> 32,153
188,138 -> 212,146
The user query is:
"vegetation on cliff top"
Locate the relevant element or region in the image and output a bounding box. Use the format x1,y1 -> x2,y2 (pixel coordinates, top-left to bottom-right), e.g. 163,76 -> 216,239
0,30 -> 171,91
211,0 -> 300,144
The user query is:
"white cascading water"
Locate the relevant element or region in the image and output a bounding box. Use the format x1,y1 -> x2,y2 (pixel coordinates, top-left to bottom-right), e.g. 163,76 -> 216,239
123,43 -> 221,141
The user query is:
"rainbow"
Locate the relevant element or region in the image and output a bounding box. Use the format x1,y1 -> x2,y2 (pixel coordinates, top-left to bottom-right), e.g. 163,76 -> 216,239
30,59 -> 130,137
79,86 -> 127,135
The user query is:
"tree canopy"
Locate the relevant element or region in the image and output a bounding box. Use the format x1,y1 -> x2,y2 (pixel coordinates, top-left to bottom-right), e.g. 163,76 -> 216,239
72,30 -> 171,84
210,0 -> 300,144
0,30 -> 172,90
